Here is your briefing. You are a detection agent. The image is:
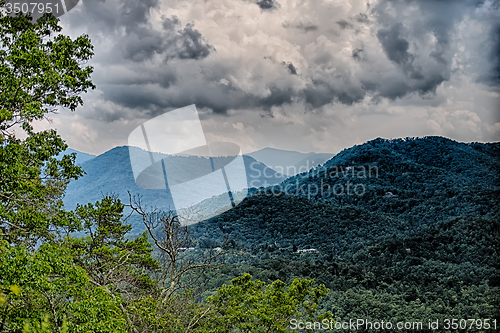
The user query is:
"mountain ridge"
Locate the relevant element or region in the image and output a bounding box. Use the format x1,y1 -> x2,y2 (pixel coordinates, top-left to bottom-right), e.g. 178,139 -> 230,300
191,135 -> 499,258
58,148 -> 96,165
265,136 -> 499,223
247,147 -> 333,176
62,145 -> 286,212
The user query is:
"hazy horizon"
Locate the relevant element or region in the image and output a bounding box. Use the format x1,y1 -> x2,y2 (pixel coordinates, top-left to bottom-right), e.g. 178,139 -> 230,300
68,133 -> 499,157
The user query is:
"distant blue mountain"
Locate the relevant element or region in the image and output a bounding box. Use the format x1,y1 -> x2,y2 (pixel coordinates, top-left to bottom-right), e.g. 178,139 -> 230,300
58,148 -> 96,165
248,147 -> 333,176
63,146 -> 286,212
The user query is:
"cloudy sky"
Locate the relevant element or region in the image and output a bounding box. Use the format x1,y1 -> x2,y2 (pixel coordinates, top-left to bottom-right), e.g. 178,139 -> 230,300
34,0 -> 500,155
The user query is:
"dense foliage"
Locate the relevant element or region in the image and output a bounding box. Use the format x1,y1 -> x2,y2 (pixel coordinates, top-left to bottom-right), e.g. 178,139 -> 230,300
192,213 -> 499,332
0,7 -> 93,244
192,193 -> 407,255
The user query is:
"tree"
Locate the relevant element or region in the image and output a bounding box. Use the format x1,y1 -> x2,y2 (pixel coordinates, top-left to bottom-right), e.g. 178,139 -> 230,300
0,239 -> 89,332
0,7 -> 95,245
0,7 -> 99,332
202,273 -> 331,333
127,194 -> 229,332
129,194 -> 227,300
70,196 -> 159,332
71,196 -> 158,295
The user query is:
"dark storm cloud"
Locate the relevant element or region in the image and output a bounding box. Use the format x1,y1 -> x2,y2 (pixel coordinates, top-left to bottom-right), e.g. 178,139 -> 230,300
173,23 -> 215,60
468,2 -> 500,87
282,20 -> 318,33
99,75 -> 253,116
303,80 -> 365,108
101,85 -> 168,111
372,81 -> 409,101
369,0 -> 474,99
260,86 -> 295,110
118,16 -> 214,63
352,48 -> 363,61
120,27 -> 165,62
74,0 -> 159,33
71,1 -> 213,64
63,0 -> 218,118
64,0 -> 499,122
336,20 -> 353,29
256,0 -> 279,10
354,13 -> 370,23
485,23 -> 500,86
376,23 -> 424,80
302,83 -> 337,109
282,62 -> 297,75
376,24 -> 413,67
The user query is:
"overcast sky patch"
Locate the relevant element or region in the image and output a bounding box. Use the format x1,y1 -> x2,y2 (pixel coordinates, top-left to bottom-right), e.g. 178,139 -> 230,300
39,0 -> 500,155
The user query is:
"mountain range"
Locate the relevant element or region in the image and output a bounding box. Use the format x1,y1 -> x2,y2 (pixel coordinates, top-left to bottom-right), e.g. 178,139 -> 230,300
272,136 -> 499,223
247,147 -> 333,176
62,136 -> 499,234
61,146 -> 287,212
193,136 -> 499,248
61,136 -> 500,323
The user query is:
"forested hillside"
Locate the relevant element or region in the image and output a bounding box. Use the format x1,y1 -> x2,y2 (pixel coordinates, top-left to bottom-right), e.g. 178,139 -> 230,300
196,216 -> 499,324
272,136 -> 499,223
192,137 -> 499,248
188,137 -> 500,332
191,193 -> 407,253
